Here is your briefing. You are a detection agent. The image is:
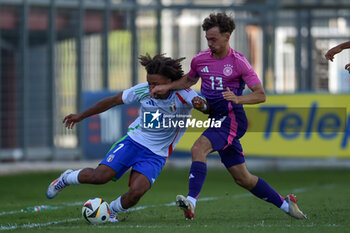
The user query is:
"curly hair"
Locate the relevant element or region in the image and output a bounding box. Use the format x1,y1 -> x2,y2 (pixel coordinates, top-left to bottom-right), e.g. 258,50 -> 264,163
138,53 -> 185,81
202,12 -> 236,34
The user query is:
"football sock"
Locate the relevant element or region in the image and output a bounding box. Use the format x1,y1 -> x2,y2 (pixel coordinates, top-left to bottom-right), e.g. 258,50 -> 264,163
110,196 -> 127,213
186,196 -> 197,208
280,200 -> 290,213
250,177 -> 284,208
65,169 -> 81,185
187,161 -> 207,200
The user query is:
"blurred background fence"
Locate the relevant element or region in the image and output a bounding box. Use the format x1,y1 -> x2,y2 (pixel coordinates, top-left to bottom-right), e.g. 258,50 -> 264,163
0,0 -> 349,163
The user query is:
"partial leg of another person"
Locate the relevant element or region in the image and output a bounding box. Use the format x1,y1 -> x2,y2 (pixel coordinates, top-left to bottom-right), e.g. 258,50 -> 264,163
46,164 -> 116,199
176,135 -> 212,219
108,171 -> 151,222
221,142 -> 307,219
47,135 -> 131,199
107,137 -> 166,222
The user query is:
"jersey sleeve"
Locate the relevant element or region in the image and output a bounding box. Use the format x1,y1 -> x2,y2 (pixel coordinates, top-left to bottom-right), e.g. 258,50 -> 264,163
238,56 -> 261,88
122,83 -> 150,104
176,88 -> 199,108
188,57 -> 200,79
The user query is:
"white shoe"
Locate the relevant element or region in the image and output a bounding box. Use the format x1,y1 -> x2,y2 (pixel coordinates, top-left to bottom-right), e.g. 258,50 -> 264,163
46,169 -> 72,199
285,194 -> 307,219
108,208 -> 119,223
176,195 -> 195,220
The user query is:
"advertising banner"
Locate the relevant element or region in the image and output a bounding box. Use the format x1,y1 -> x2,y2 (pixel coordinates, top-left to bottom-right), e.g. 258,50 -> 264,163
82,92 -> 350,159
177,94 -> 350,158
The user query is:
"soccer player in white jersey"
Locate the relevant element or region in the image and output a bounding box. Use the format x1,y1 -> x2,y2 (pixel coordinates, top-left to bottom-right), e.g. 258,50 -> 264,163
46,53 -> 208,222
151,13 -> 306,220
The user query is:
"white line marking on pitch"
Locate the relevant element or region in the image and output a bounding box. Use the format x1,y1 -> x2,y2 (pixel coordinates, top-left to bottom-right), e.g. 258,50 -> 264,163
0,183 -> 338,231
0,218 -> 80,231
0,202 -> 83,216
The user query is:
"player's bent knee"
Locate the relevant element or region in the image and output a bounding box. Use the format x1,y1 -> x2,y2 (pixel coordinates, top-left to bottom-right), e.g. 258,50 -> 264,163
234,176 -> 257,190
233,177 -> 250,189
191,144 -> 200,154
233,177 -> 244,187
191,145 -> 206,160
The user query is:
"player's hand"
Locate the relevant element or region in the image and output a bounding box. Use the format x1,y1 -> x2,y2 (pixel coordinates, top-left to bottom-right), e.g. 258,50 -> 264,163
345,63 -> 350,73
63,114 -> 83,129
192,96 -> 205,110
150,84 -> 171,98
222,87 -> 239,104
325,46 -> 342,62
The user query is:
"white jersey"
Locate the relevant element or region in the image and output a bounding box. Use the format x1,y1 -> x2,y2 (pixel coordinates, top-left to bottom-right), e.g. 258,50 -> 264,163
122,83 -> 199,157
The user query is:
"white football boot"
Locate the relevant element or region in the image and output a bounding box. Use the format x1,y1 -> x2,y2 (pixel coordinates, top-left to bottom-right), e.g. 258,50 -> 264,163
285,194 -> 307,219
46,169 -> 73,199
176,195 -> 195,220
108,208 -> 119,223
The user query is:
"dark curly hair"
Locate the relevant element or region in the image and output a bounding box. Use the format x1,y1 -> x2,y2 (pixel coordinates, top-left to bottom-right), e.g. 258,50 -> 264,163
138,53 -> 185,81
202,12 -> 236,34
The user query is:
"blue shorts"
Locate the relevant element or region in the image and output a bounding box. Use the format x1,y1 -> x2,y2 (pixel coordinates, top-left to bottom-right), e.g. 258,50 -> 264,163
203,112 -> 246,168
100,135 -> 166,186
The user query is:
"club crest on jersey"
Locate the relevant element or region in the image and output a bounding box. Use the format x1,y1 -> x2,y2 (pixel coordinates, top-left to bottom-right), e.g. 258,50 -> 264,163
223,64 -> 233,76
107,154 -> 115,162
169,103 -> 176,112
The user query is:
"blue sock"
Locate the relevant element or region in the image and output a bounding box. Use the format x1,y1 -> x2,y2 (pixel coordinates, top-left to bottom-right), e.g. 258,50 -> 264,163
250,177 -> 284,208
187,161 -> 207,199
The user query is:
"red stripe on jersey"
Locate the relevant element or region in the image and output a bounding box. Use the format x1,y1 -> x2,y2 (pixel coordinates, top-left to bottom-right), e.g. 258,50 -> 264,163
175,93 -> 187,104
184,88 -> 191,92
168,145 -> 173,156
168,129 -> 180,156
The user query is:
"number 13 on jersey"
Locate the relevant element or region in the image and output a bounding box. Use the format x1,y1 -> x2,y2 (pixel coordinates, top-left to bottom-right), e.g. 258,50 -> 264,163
209,76 -> 224,90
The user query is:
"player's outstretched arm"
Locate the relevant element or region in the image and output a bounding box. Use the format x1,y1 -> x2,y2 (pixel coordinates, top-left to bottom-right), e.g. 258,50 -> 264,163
150,74 -> 199,98
222,83 -> 266,105
192,96 -> 210,114
63,92 -> 124,129
325,41 -> 350,62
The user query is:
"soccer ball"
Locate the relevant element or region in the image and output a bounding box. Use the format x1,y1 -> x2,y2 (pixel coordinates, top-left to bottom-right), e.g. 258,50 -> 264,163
82,198 -> 110,224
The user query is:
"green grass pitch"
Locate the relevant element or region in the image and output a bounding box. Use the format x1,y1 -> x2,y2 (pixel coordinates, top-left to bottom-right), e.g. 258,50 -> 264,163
0,168 -> 349,233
